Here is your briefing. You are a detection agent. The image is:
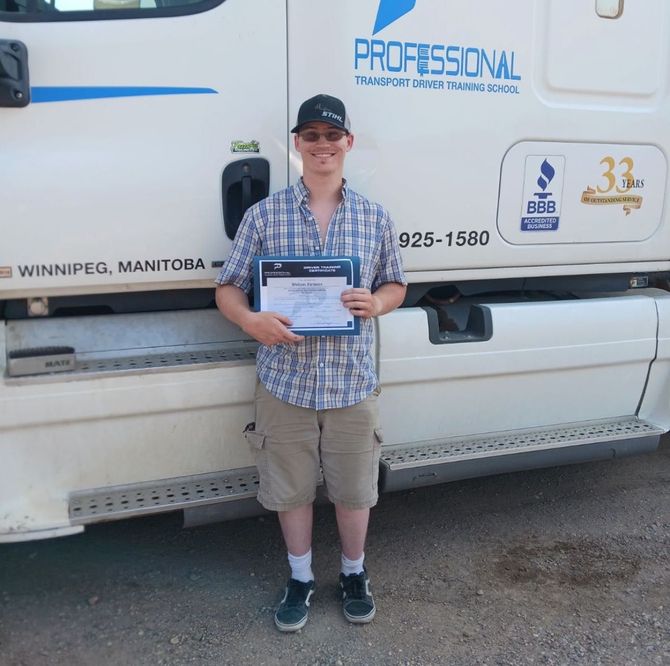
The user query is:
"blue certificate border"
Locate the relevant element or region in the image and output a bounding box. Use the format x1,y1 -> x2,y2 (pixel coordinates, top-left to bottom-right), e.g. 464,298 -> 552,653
253,256 -> 361,336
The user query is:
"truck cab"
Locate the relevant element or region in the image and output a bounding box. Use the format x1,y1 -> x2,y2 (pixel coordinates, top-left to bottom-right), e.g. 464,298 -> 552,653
1,0 -> 669,541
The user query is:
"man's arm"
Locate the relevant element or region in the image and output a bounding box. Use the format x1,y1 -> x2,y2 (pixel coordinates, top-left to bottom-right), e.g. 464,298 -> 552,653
215,284 -> 304,346
341,207 -> 407,319
340,282 -> 407,319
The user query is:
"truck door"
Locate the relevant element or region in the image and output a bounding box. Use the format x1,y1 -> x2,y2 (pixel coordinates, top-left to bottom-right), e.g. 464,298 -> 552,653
0,0 -> 287,299
288,0 -> 669,276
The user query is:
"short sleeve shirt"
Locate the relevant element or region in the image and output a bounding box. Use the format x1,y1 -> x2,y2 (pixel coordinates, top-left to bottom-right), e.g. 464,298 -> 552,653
215,179 -> 406,410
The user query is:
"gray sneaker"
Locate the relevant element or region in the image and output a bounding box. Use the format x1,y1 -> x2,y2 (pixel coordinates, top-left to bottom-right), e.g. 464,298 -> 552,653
274,578 -> 315,632
339,568 -> 376,623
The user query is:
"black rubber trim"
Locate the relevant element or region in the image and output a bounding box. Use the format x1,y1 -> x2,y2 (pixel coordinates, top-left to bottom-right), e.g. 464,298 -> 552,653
8,345 -> 74,358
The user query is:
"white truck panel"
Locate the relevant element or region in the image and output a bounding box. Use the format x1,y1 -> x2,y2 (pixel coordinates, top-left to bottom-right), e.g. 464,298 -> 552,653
539,0 -> 667,104
1,2 -> 287,297
498,142 -> 666,244
289,0 -> 669,275
378,295 -> 657,445
0,354 -> 257,535
1,0 -> 669,540
638,290 -> 670,430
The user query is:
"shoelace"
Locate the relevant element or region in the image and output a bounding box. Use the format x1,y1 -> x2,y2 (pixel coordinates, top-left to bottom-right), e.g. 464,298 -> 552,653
285,581 -> 311,607
342,574 -> 366,599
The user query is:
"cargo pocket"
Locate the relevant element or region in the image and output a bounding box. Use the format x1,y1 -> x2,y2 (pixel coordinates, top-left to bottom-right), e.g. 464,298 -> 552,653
244,428 -> 265,451
243,427 -> 269,486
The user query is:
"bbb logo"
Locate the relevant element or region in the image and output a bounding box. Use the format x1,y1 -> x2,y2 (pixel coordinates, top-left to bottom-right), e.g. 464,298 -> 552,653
520,156 -> 564,232
526,159 -> 557,216
273,263 -> 282,270
373,0 -> 416,34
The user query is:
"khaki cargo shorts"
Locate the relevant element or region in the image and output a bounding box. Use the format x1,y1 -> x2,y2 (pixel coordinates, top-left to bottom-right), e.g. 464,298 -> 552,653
244,380 -> 383,512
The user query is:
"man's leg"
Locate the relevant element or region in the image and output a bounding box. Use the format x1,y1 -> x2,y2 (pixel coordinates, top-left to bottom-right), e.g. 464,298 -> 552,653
335,505 -> 369,560
274,505 -> 316,632
335,504 -> 376,624
321,394 -> 379,569
320,392 -> 380,625
279,504 -> 315,583
278,504 -> 314,558
251,382 -> 320,631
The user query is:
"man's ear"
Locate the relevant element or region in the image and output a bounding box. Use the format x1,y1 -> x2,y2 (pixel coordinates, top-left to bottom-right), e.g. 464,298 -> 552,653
346,133 -> 354,151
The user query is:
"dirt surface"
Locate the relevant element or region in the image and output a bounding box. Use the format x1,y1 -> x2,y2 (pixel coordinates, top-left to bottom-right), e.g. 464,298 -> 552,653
1,440 -> 669,666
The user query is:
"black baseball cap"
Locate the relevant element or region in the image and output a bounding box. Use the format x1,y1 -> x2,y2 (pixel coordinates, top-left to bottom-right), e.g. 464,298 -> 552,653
291,94 -> 351,134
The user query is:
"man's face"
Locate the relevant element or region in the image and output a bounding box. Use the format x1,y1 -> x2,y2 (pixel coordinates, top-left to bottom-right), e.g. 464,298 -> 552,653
294,122 -> 354,177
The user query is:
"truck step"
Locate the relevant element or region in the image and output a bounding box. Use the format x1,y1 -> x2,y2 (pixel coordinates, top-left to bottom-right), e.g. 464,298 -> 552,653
69,417 -> 664,526
69,468 -> 262,525
379,416 -> 664,492
7,342 -> 258,382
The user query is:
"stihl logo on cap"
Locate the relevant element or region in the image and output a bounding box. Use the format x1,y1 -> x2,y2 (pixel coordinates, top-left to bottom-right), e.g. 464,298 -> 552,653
321,111 -> 343,122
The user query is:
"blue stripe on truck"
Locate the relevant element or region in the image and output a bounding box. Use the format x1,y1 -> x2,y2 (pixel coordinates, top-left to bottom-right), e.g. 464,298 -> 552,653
31,87 -> 218,103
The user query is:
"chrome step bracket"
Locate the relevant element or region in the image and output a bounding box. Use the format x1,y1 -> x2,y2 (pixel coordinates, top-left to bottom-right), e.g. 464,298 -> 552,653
69,468 -> 261,525
379,416 -> 665,492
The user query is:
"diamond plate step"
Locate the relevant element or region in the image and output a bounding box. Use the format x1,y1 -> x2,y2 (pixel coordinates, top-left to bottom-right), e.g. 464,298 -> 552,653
69,417 -> 665,526
379,416 -> 664,492
7,342 -> 259,383
75,345 -> 257,375
69,468 -> 261,525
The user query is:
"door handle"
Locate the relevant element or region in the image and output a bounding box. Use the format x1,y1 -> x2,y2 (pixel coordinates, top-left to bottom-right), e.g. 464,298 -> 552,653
221,158 -> 270,240
423,304 -> 493,344
241,171 -> 252,213
0,40 -> 30,108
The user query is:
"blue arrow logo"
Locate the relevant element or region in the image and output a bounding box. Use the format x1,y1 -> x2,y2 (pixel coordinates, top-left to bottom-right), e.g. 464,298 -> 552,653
373,0 -> 416,35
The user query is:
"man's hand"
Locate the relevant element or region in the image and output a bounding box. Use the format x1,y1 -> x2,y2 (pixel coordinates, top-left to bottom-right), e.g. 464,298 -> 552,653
340,288 -> 381,319
341,282 -> 407,319
241,311 -> 305,346
216,284 -> 304,346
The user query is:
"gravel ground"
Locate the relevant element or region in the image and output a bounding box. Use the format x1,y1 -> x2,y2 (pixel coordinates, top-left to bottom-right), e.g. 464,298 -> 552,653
1,439 -> 668,666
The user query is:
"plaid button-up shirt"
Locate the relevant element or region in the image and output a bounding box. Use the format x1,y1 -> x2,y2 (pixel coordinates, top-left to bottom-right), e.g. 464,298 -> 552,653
216,178 -> 406,410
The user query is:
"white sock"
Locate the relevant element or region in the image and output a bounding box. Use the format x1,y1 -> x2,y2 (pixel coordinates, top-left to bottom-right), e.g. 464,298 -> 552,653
288,549 -> 314,583
341,552 -> 365,576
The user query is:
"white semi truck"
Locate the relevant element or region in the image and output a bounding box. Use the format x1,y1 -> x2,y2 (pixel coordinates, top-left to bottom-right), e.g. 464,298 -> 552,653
1,0 -> 669,542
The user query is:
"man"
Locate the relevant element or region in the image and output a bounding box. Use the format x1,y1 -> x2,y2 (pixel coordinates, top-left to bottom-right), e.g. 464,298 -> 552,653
215,94 -> 406,631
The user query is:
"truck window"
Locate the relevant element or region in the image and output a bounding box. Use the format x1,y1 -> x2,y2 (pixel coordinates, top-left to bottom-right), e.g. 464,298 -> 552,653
0,0 -> 221,18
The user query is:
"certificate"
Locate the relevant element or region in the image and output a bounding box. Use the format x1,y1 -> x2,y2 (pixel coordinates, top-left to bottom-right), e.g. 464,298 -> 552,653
253,256 -> 360,336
